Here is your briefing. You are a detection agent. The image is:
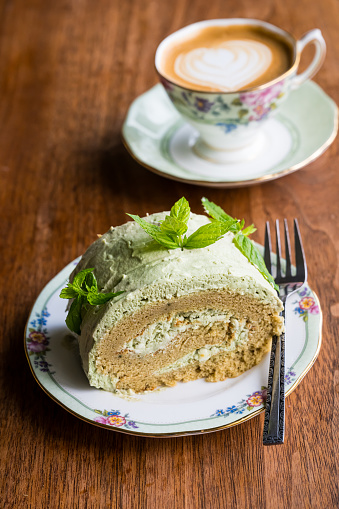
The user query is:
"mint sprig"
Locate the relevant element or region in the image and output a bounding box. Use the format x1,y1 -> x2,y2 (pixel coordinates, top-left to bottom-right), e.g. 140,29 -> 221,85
127,197 -> 228,250
184,222 -> 223,248
202,198 -> 278,291
60,268 -> 124,334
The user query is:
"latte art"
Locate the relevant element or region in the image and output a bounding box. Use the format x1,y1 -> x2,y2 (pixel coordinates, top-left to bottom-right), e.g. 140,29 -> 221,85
157,24 -> 293,92
174,40 -> 273,92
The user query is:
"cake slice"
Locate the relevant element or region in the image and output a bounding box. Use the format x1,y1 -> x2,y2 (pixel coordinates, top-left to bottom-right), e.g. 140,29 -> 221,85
64,205 -> 283,394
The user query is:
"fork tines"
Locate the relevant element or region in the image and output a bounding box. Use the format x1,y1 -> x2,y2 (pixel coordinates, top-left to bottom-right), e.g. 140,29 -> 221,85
294,220 -> 307,283
264,219 -> 307,284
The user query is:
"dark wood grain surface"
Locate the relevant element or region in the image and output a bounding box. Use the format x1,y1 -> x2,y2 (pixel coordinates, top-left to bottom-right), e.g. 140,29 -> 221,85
1,1 -> 338,507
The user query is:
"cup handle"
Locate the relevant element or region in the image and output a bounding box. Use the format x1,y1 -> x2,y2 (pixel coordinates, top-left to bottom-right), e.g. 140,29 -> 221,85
291,29 -> 326,89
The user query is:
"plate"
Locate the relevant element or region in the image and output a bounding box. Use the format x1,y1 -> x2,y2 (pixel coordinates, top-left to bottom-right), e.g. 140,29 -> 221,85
122,81 -> 338,187
25,256 -> 322,436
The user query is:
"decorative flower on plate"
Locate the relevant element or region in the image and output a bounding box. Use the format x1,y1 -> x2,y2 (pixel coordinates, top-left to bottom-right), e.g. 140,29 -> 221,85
294,306 -> 304,315
108,415 -> 126,427
293,289 -> 319,320
225,405 -> 238,414
126,421 -> 139,429
29,330 -> 47,343
246,392 -> 264,407
285,369 -> 296,385
95,416 -> 109,425
310,305 -> 319,314
34,359 -> 52,372
94,415 -> 126,427
299,297 -> 315,310
94,409 -> 139,429
28,330 -> 49,353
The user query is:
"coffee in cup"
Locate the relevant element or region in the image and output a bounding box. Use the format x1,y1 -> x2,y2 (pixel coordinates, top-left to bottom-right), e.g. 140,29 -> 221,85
157,24 -> 294,92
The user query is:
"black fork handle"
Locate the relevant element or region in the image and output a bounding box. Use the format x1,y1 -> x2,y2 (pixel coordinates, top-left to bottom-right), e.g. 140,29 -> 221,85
263,307 -> 285,445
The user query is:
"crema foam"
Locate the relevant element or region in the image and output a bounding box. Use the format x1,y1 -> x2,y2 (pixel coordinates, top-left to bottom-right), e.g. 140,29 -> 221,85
158,25 -> 293,92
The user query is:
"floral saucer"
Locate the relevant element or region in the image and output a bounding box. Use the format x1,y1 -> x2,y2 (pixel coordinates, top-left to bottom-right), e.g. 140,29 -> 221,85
25,252 -> 322,437
122,81 -> 337,187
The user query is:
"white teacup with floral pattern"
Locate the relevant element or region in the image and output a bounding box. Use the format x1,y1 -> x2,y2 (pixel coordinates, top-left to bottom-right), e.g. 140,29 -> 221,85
155,19 -> 326,163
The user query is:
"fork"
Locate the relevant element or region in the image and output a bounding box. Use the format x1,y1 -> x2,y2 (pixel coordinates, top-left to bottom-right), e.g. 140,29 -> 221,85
262,219 -> 307,445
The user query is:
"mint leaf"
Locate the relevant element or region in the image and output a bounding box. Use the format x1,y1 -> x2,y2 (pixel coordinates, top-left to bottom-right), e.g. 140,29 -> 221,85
184,222 -> 223,248
242,224 -> 257,236
153,233 -> 180,249
61,268 -> 97,298
238,219 -> 245,230
233,233 -> 279,291
126,213 -> 179,248
60,285 -> 78,299
60,268 -> 124,334
170,197 -> 190,224
126,214 -> 162,238
202,198 -> 278,291
160,216 -> 188,237
72,268 -> 95,296
87,290 -> 124,306
202,197 -> 234,223
84,271 -> 98,292
72,267 -> 95,285
218,218 -> 241,235
202,197 -> 241,234
65,295 -> 84,334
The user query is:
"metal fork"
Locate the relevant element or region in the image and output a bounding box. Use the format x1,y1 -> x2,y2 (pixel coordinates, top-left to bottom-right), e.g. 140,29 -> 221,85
263,219 -> 307,445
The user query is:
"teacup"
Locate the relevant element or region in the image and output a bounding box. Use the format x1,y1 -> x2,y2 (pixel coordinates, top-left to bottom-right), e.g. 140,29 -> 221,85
155,19 -> 326,163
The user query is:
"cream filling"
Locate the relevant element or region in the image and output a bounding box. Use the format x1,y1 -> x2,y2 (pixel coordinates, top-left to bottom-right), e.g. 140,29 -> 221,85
123,309 -> 233,356
155,319 -> 249,374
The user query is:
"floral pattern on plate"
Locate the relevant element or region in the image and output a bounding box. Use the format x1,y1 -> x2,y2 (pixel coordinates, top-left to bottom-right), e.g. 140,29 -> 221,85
293,286 -> 320,321
94,409 -> 139,429
26,308 -> 54,374
211,387 -> 268,418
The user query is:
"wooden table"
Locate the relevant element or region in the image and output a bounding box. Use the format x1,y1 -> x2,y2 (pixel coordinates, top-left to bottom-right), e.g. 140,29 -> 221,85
1,1 -> 338,507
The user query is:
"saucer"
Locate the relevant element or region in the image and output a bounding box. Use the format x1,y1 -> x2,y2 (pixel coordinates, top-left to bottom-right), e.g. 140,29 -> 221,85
122,82 -> 338,188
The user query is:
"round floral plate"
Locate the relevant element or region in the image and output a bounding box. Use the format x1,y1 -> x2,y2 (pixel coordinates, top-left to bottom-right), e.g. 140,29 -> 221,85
122,81 -> 337,187
25,256 -> 322,437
